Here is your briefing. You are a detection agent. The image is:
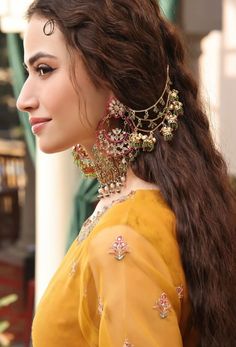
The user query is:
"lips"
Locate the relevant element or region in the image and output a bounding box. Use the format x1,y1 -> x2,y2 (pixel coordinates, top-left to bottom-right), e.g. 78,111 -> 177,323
29,117 -> 52,126
29,117 -> 52,135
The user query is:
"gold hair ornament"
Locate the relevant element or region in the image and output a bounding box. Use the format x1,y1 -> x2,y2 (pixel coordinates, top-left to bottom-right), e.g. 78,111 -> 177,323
128,65 -> 183,149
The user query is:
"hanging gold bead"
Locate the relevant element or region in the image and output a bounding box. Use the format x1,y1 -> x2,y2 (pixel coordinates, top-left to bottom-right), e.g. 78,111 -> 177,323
161,126 -> 174,141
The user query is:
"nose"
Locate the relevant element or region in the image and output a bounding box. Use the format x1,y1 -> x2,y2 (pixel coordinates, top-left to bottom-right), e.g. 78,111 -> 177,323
16,80 -> 39,113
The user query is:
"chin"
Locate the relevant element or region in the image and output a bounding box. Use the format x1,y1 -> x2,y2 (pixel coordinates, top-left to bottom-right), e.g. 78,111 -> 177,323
38,141 -> 72,154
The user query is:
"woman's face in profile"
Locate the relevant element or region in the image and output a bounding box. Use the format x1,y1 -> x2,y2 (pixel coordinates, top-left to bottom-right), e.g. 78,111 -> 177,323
17,15 -> 111,154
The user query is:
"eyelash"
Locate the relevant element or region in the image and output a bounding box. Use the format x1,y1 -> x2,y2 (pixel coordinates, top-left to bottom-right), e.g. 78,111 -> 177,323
35,64 -> 55,76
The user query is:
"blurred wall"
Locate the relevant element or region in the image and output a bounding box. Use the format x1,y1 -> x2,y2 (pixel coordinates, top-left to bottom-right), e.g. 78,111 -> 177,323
199,0 -> 236,175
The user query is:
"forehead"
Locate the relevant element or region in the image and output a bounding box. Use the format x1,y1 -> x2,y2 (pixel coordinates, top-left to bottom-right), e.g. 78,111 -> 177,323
24,15 -> 68,63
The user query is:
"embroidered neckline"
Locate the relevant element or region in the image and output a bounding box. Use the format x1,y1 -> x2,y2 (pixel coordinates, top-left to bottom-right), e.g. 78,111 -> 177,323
77,191 -> 136,244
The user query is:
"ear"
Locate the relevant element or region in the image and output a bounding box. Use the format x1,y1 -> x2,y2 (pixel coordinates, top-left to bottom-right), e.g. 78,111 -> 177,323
108,90 -> 115,99
104,91 -> 116,112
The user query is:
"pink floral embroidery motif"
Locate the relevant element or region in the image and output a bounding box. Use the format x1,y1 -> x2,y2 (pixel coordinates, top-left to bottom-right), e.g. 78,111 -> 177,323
123,339 -> 134,347
153,292 -> 171,319
109,235 -> 129,260
176,285 -> 184,300
98,297 -> 103,316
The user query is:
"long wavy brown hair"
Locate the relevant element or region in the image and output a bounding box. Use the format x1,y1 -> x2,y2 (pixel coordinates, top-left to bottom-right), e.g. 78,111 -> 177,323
27,0 -> 236,346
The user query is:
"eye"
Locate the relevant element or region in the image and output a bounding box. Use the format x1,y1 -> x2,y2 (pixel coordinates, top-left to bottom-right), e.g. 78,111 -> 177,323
36,64 -> 55,76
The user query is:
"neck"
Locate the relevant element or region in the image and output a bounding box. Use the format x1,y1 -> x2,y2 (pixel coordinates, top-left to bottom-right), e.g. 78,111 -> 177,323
123,168 -> 159,192
96,167 -> 159,208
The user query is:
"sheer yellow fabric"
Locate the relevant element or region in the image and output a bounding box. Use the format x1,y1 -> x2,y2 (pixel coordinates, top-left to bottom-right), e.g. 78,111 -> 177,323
32,190 -> 198,347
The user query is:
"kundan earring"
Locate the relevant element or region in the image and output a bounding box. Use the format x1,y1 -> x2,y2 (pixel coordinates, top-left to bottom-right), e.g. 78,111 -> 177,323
72,65 -> 184,199
92,98 -> 137,198
72,144 -> 96,178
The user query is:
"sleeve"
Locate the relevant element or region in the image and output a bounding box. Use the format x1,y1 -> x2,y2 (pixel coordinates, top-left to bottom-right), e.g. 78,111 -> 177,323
87,224 -> 184,347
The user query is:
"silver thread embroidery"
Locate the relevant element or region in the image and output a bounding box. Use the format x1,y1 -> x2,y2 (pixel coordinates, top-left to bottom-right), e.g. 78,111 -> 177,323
77,208 -> 106,244
109,235 -> 129,260
98,297 -> 104,316
77,191 -> 135,244
153,292 -> 171,319
69,259 -> 78,276
123,339 -> 134,347
176,285 -> 184,300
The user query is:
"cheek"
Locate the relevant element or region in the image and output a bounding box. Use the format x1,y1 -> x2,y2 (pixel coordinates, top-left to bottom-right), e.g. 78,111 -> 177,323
44,80 -> 90,139
43,77 -> 79,115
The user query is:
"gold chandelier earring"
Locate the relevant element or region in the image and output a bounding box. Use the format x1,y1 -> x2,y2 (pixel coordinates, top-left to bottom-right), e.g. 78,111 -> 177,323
72,144 -> 96,178
72,65 -> 184,199
92,98 -> 137,198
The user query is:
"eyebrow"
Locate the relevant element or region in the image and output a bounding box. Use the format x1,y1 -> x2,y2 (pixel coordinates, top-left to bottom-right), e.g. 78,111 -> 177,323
24,52 -> 58,68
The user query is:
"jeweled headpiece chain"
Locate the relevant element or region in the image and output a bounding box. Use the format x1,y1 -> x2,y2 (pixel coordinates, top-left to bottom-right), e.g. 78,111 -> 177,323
108,65 -> 183,151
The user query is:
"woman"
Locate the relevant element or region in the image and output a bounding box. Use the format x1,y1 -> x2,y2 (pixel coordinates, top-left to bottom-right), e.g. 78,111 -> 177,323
17,0 -> 236,346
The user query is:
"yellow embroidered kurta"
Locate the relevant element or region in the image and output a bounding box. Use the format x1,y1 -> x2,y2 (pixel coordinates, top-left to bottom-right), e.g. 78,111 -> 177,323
32,190 -> 198,347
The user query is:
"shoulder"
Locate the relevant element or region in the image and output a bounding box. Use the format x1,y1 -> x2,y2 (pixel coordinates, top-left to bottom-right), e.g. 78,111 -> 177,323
90,189 -> 179,264
95,189 -> 176,237
88,221 -> 184,291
